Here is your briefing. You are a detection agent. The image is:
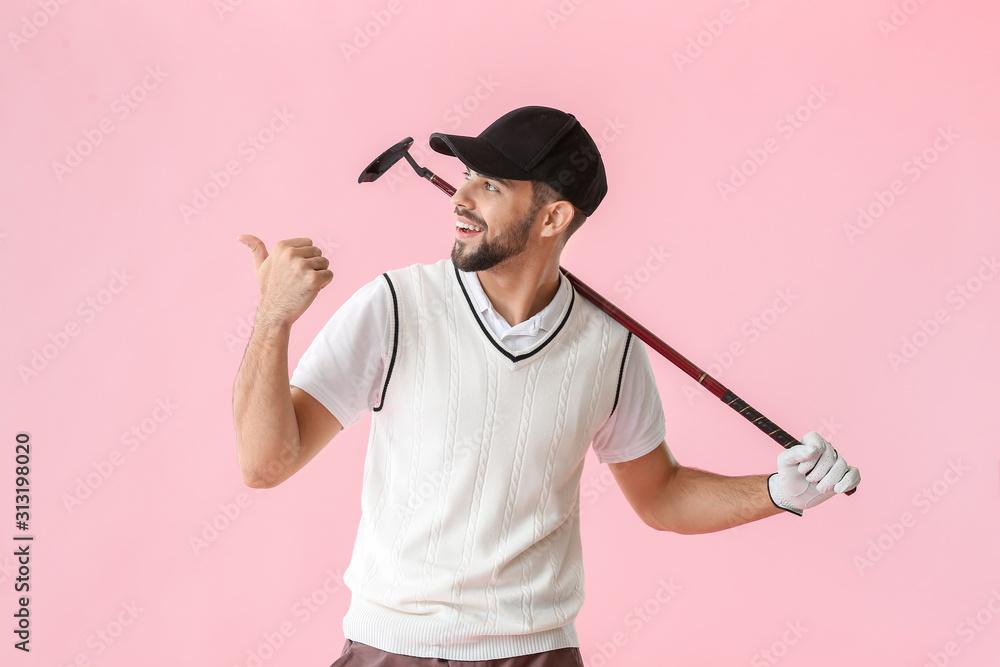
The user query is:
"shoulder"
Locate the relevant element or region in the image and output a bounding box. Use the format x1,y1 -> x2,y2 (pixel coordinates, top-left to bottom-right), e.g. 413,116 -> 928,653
568,282 -> 632,342
383,258 -> 451,278
383,258 -> 455,293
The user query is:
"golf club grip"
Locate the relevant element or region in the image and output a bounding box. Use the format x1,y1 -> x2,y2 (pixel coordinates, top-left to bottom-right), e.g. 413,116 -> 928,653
720,390 -> 800,449
562,268 -> 857,497
721,390 -> 857,497
428,174 -> 456,196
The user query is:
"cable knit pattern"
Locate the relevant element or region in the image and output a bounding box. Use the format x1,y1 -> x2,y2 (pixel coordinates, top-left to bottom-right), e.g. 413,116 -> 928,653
585,320 -> 612,431
341,259 -> 632,661
353,416 -> 394,593
452,353 -> 498,618
538,314 -> 582,628
384,268 -> 428,605
487,361 -> 539,634
418,266 -> 462,612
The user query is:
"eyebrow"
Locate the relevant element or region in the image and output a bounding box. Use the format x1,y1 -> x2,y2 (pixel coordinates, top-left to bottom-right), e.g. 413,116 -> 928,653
468,168 -> 511,190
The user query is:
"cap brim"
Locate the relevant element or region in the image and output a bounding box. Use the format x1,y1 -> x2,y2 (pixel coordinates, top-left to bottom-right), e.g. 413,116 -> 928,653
429,133 -> 537,181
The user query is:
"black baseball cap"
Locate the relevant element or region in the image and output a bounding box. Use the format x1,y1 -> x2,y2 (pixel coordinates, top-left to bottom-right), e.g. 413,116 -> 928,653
429,106 -> 608,216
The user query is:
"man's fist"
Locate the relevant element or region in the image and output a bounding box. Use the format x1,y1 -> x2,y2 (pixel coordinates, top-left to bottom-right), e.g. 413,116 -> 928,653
767,432 -> 860,516
237,235 -> 334,327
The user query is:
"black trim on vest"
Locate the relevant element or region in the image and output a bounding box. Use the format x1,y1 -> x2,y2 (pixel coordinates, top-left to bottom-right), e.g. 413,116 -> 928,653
609,331 -> 633,419
374,273 -> 399,412
453,263 -> 575,363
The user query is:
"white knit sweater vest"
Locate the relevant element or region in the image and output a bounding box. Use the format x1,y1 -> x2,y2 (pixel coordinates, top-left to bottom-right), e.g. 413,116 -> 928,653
341,259 -> 634,660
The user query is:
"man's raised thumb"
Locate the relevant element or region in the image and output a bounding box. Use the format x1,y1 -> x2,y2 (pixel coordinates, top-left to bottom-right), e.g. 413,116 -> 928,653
237,234 -> 268,270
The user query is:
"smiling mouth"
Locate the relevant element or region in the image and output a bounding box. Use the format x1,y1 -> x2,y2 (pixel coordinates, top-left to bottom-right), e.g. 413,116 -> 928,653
456,219 -> 484,232
456,218 -> 485,239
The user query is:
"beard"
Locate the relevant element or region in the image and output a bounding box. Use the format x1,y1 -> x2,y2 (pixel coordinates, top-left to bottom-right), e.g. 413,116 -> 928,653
451,202 -> 540,273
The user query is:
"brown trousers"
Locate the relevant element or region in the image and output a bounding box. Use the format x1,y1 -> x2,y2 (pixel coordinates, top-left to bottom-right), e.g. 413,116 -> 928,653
329,639 -> 585,667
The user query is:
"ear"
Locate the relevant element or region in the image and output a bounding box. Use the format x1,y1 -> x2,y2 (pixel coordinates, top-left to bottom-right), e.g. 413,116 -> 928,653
537,200 -> 576,240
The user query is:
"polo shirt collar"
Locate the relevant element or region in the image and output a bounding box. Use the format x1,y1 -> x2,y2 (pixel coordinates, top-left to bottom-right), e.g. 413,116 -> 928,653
458,267 -> 570,337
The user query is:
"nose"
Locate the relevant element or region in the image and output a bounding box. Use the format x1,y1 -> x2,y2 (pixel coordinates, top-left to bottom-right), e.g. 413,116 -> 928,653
450,176 -> 475,210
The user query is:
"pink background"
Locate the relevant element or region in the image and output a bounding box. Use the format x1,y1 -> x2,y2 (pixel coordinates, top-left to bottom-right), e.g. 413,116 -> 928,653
3,1 -> 999,665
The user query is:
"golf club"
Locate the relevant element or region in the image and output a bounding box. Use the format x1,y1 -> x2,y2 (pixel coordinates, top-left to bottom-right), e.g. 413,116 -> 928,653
358,137 -> 856,495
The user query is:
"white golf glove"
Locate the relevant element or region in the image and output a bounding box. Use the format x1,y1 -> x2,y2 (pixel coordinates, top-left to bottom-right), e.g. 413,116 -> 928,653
767,432 -> 860,516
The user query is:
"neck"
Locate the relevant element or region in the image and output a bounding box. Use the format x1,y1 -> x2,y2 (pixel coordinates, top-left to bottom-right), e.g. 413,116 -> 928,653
475,251 -> 563,326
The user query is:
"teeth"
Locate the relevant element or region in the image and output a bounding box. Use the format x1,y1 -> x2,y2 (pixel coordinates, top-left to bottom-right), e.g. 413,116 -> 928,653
457,220 -> 483,232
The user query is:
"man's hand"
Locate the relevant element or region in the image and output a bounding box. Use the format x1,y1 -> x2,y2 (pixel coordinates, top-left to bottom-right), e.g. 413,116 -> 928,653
238,235 -> 334,327
767,432 -> 860,516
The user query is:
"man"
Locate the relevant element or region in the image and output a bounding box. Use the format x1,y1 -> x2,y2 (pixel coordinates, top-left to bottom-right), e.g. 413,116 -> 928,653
233,106 -> 861,666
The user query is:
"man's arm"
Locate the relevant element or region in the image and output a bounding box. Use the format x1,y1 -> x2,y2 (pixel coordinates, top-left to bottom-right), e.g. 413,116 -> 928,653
610,434 -> 860,533
609,442 -> 782,534
595,342 -> 777,533
233,318 -> 343,488
232,235 -> 339,488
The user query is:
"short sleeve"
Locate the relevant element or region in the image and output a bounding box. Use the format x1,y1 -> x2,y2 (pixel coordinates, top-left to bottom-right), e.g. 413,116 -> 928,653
590,340 -> 666,464
289,275 -> 391,429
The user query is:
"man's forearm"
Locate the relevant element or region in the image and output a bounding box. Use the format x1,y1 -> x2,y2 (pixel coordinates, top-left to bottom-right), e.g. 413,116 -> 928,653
652,466 -> 784,534
233,317 -> 301,488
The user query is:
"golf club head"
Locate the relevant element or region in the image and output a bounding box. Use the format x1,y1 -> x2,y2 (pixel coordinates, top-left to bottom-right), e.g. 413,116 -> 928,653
358,137 -> 414,184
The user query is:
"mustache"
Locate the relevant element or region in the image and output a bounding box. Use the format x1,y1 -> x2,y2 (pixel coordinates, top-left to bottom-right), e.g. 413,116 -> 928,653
455,207 -> 486,229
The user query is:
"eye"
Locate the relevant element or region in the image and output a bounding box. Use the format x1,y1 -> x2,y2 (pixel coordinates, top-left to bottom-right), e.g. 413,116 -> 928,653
462,170 -> 500,192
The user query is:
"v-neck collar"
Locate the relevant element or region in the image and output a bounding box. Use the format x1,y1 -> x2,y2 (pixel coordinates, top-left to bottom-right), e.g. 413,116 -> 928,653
452,262 -> 576,363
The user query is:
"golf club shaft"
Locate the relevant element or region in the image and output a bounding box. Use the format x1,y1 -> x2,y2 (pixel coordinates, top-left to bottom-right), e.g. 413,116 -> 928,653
573,276 -> 856,495
367,147 -> 855,495
561,270 -> 834,454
